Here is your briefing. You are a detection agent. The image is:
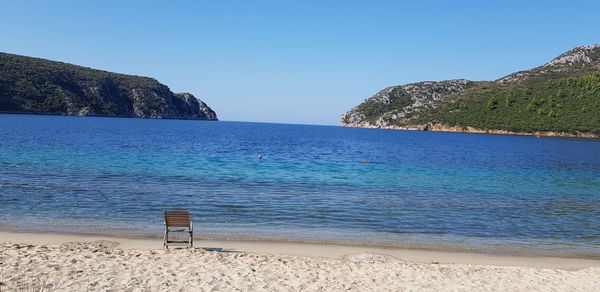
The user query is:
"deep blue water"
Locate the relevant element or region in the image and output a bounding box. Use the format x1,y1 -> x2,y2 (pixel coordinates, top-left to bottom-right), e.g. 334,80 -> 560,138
1,114 -> 599,253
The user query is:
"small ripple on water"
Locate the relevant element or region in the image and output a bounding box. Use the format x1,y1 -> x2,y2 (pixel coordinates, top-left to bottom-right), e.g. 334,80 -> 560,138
1,115 -> 600,253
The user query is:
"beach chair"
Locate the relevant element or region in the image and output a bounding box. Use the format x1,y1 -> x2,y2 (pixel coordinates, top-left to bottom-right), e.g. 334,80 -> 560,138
163,210 -> 193,249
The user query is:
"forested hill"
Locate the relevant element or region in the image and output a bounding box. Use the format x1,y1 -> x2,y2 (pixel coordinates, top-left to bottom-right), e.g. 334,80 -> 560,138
0,52 -> 217,120
339,44 -> 600,137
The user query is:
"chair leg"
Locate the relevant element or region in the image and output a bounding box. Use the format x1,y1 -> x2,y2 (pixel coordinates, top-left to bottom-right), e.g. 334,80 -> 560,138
189,230 -> 193,248
163,228 -> 168,250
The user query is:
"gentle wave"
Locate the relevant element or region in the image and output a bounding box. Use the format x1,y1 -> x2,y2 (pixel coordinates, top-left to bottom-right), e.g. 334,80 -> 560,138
0,114 -> 599,254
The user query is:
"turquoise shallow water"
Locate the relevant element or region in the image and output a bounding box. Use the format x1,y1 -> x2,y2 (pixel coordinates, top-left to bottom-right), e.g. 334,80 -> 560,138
1,114 -> 599,253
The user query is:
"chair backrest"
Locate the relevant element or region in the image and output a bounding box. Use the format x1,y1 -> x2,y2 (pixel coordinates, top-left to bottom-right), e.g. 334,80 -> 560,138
164,210 -> 191,227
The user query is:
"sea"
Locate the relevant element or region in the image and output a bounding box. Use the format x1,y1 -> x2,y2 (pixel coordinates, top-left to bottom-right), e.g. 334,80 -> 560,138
1,114 -> 599,254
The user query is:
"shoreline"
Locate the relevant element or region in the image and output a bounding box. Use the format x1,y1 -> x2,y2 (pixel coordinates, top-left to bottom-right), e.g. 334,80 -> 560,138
3,226 -> 600,260
425,123 -> 600,139
2,231 -> 599,270
0,111 -> 219,121
339,123 -> 600,139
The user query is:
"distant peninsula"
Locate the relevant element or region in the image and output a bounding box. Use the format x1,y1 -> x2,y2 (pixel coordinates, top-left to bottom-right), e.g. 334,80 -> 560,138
0,52 -> 217,120
339,44 -> 600,138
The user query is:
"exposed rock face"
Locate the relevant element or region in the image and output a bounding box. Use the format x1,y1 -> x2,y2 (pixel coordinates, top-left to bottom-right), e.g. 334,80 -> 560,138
0,52 -> 218,120
425,123 -> 599,138
544,44 -> 600,67
339,44 -> 600,138
498,44 -> 600,84
338,79 -> 479,128
174,93 -> 218,120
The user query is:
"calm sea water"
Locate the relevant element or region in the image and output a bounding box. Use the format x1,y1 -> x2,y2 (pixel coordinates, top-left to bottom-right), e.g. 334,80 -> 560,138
1,114 -> 599,253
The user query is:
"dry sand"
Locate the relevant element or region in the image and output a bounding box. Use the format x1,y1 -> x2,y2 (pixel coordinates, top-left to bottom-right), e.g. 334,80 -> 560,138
1,232 -> 599,291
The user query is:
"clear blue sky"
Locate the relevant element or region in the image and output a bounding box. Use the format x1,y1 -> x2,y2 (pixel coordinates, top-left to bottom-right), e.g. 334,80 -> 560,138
1,1 -> 599,125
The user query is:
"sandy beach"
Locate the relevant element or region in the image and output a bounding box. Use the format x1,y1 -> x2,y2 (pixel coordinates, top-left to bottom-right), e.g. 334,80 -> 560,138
1,232 -> 599,291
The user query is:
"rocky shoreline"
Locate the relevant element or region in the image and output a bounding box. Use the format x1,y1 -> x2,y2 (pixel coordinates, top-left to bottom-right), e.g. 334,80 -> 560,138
339,123 -> 599,139
0,110 -> 219,121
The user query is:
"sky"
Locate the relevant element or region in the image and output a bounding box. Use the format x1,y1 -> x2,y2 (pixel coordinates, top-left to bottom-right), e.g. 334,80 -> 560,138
1,1 -> 599,125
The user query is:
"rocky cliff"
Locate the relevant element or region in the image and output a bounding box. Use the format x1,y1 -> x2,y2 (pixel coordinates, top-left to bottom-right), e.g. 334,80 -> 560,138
0,52 -> 217,120
339,79 -> 482,129
339,44 -> 600,137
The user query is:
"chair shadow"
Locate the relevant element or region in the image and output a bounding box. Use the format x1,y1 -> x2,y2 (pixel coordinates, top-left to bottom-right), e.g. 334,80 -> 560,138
200,247 -> 239,253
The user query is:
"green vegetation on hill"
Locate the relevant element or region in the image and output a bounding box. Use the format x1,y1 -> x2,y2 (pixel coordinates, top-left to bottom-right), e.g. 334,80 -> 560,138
354,88 -> 414,124
414,73 -> 600,134
340,44 -> 600,135
0,52 -> 217,120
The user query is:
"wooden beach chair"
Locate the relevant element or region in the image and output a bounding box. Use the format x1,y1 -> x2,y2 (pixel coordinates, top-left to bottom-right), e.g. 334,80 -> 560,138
163,210 -> 193,249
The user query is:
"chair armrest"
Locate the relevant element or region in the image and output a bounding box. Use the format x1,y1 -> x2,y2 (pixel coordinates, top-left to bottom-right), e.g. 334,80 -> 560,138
190,221 -> 193,232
